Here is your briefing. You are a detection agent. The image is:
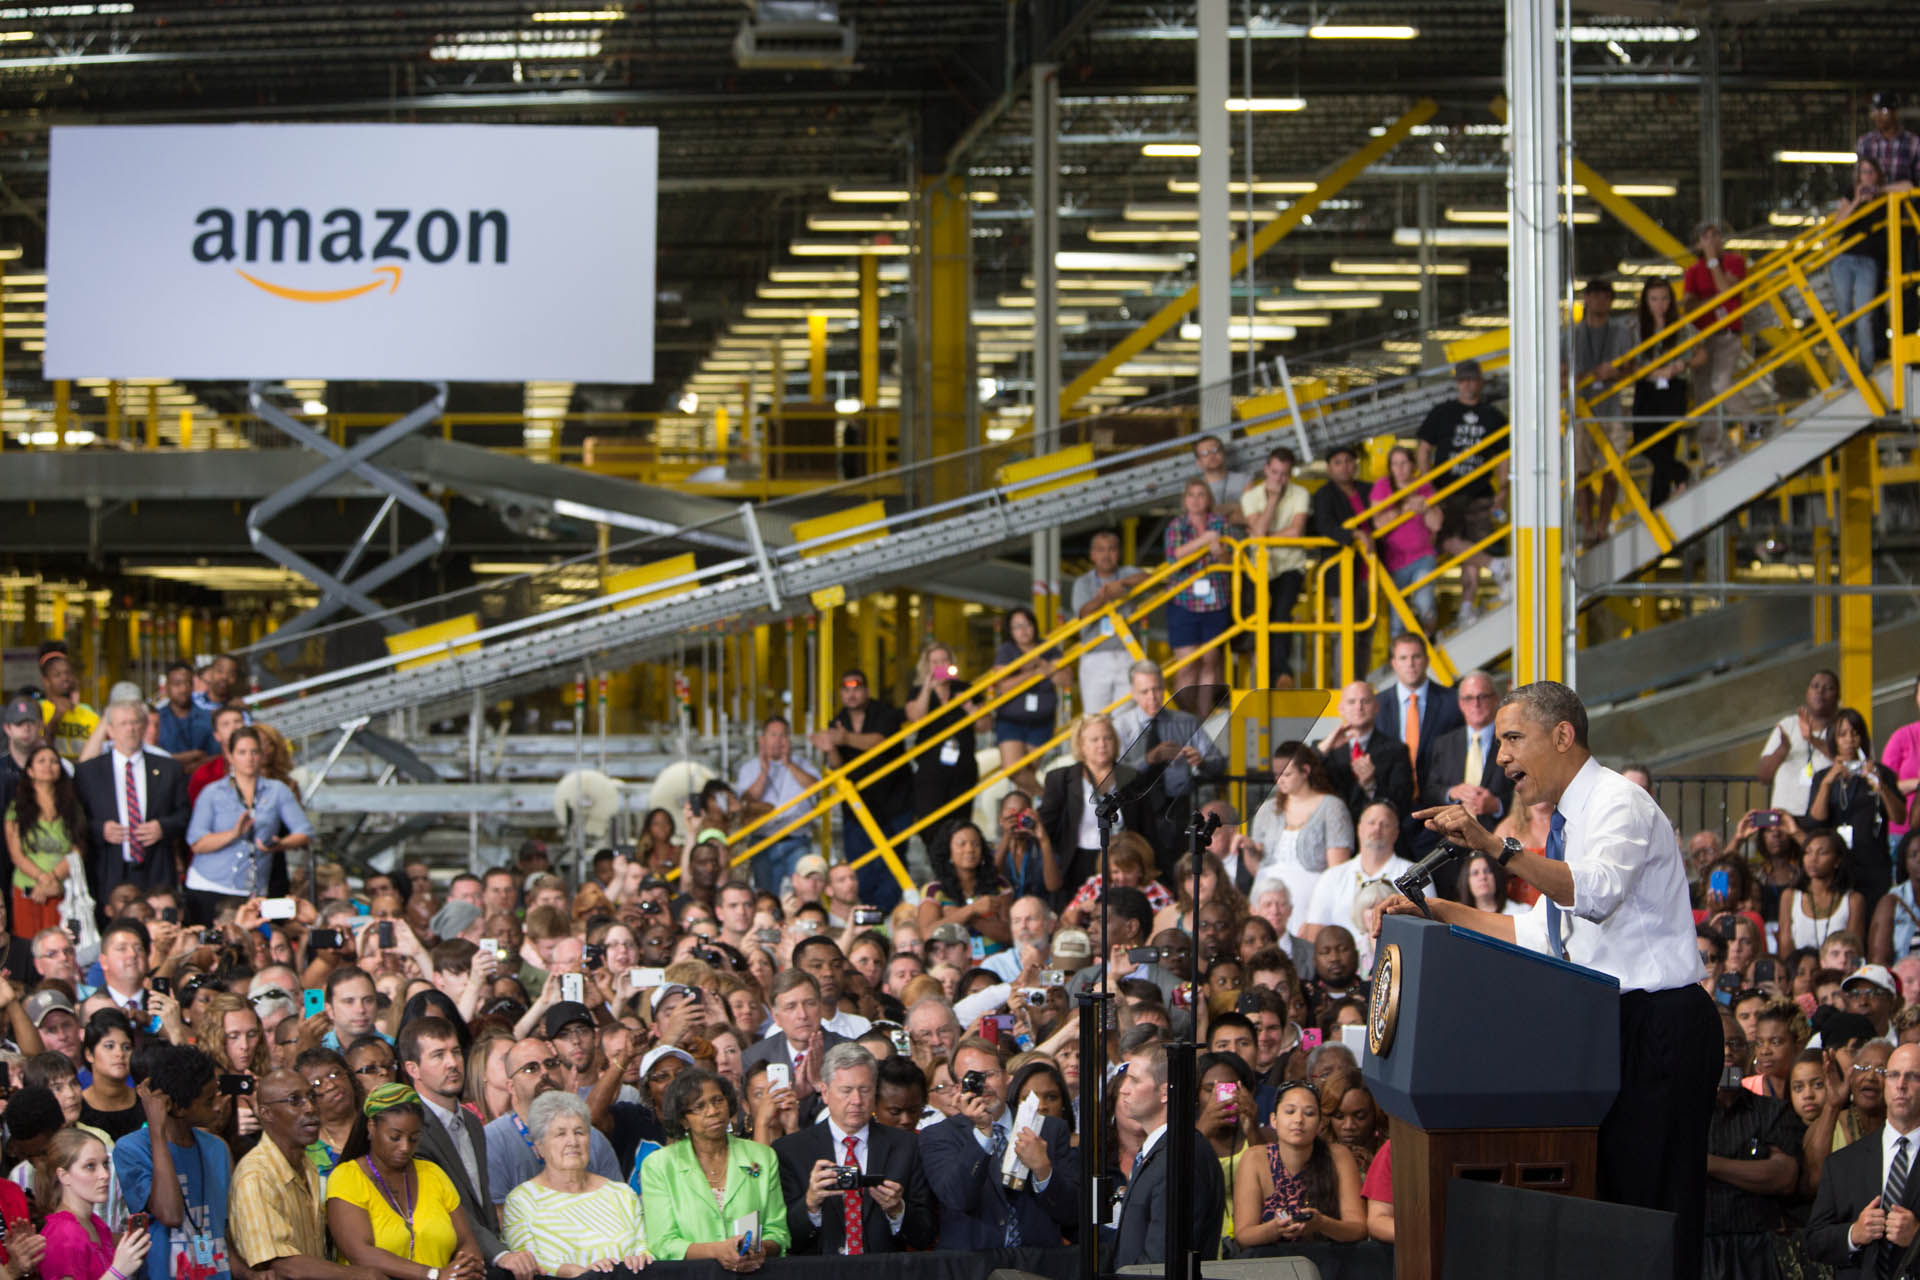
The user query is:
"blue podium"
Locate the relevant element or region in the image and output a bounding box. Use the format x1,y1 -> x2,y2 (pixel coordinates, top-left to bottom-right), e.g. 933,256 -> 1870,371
1361,914 -> 1621,1279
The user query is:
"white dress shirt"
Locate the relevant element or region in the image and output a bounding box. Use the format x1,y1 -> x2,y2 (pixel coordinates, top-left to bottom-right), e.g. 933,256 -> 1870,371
1851,1121 -> 1920,1248
822,1008 -> 873,1039
1306,853 -> 1414,935
1511,756 -> 1706,993
110,747 -> 148,864
809,1120 -> 905,1236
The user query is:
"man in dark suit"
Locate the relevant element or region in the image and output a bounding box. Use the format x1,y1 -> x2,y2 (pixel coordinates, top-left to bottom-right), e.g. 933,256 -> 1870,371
1413,669 -> 1513,858
921,1037 -> 1079,1248
74,699 -> 188,911
775,1041 -> 936,1255
1373,633 -> 1464,776
398,1016 -> 537,1279
1109,1030 -> 1225,1269
741,969 -> 848,1119
1316,682 -> 1415,828
1807,1040 -> 1920,1278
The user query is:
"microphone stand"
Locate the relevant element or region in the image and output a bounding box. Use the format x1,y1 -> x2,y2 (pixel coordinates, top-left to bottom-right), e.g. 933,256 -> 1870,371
1162,804 -> 1220,1280
1393,842 -> 1468,919
1081,778 -> 1129,1280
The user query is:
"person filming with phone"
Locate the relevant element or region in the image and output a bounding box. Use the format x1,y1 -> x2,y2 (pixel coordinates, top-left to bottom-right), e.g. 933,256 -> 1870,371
185,728 -> 310,926
1379,681 -> 1720,1280
1809,708 -> 1902,906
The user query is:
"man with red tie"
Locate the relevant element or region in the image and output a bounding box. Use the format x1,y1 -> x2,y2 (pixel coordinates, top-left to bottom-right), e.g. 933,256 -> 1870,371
1317,682 -> 1415,831
774,1043 -> 935,1255
74,698 -> 188,914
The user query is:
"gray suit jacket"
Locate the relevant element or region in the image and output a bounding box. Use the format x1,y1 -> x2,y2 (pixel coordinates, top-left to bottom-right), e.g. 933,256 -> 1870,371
740,1027 -> 849,1074
415,1100 -> 505,1261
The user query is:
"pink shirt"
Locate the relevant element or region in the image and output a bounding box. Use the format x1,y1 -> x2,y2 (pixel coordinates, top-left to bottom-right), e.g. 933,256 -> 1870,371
1884,722 -> 1920,836
42,1210 -> 114,1280
1368,477 -> 1438,572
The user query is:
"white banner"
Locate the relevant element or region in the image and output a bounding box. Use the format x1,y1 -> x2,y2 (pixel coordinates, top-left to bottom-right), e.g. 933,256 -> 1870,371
46,124 -> 657,383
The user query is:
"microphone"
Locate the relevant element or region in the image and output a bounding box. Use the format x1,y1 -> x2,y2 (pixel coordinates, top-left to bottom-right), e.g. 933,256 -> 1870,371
1393,843 -> 1470,919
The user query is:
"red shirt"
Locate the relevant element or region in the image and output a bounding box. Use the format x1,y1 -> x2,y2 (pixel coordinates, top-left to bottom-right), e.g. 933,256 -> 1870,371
1362,1140 -> 1393,1203
188,755 -> 228,805
1683,251 -> 1748,333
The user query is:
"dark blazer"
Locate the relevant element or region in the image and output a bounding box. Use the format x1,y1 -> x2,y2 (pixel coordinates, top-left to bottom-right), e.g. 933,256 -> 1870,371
74,750 -> 187,910
1039,764 -> 1150,904
1320,729 -> 1415,828
920,1111 -> 1078,1249
1108,1127 -> 1225,1270
1413,723 -> 1513,856
1374,680 -> 1464,762
1805,1126 -> 1920,1279
413,1100 -> 506,1262
740,1028 -> 849,1076
774,1119 -> 937,1255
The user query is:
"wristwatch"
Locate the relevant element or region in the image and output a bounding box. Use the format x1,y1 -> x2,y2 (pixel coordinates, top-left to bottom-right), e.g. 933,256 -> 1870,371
427,1269 -> 439,1280
1498,836 -> 1525,867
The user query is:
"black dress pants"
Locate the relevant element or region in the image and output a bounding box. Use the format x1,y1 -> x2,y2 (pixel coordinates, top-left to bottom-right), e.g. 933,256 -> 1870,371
1597,982 -> 1723,1280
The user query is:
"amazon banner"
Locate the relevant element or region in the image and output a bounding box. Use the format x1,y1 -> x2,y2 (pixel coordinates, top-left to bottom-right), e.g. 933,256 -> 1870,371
45,123 -> 658,382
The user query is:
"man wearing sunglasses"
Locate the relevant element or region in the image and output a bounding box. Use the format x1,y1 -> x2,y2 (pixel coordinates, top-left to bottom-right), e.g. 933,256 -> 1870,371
230,1068 -> 384,1280
483,1036 -> 623,1207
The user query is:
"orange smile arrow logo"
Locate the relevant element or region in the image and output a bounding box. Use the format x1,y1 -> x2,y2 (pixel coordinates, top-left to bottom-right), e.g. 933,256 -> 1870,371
236,264 -> 403,303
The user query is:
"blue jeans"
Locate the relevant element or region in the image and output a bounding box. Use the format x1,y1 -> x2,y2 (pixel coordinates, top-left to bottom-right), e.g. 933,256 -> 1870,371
754,833 -> 814,894
1830,253 -> 1881,369
1390,555 -> 1438,634
842,805 -> 912,913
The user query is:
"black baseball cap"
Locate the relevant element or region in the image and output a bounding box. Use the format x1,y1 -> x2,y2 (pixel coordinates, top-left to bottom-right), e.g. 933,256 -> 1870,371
1872,91 -> 1902,111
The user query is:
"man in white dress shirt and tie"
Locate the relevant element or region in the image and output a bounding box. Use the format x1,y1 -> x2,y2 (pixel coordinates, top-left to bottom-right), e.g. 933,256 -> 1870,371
1386,680 -> 1720,1280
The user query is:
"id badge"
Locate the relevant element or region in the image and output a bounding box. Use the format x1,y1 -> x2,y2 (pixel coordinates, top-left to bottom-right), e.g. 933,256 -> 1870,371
1024,693 -> 1041,714
1654,377 -> 1669,390
1837,823 -> 1855,849
1099,616 -> 1116,638
192,1233 -> 215,1268
939,740 -> 962,767
1804,760 -> 1815,780
970,935 -> 987,961
1193,576 -> 1214,600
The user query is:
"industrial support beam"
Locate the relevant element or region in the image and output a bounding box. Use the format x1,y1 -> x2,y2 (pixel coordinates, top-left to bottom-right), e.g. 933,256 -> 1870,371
1838,435 -> 1874,733
808,313 -> 828,402
859,258 -> 879,411
1196,3 -> 1231,429
1058,98 -> 1438,419
1033,62 -> 1062,630
1507,0 -> 1567,686
919,176 -> 974,502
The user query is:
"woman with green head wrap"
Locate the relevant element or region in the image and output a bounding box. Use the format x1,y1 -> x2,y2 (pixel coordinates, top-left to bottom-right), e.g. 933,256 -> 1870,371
324,1084 -> 488,1280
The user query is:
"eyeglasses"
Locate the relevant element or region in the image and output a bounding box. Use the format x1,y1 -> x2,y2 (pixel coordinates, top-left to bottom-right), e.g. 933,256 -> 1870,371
1853,1064 -> 1888,1078
306,1070 -> 345,1086
262,1091 -> 317,1110
354,1062 -> 395,1077
512,1057 -> 564,1079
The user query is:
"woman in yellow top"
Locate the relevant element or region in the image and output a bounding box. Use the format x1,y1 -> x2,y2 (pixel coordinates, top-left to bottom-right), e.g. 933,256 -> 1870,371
639,1068 -> 787,1269
326,1084 -> 487,1280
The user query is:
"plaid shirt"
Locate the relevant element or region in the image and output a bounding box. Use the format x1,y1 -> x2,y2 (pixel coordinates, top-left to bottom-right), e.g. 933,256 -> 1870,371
1164,512 -> 1231,612
1858,127 -> 1920,188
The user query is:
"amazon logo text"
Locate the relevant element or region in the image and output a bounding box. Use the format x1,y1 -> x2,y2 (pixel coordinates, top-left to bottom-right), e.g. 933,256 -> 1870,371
192,206 -> 509,303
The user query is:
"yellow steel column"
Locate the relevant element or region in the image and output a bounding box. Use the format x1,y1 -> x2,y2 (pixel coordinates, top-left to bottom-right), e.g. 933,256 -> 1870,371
921,176 -> 972,501
715,405 -> 729,459
146,386 -> 159,448
816,604 -> 836,733
808,313 -> 828,403
52,379 -> 69,449
1121,517 -> 1138,567
1811,523 -> 1833,647
859,256 -> 881,475
1838,435 -> 1874,732
1059,99 -> 1437,418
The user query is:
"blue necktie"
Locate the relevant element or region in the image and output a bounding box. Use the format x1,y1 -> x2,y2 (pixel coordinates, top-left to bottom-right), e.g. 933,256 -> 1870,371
1545,811 -> 1567,958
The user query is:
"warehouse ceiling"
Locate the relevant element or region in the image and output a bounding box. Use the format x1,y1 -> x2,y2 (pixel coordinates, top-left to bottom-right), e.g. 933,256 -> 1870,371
0,0 -> 1911,408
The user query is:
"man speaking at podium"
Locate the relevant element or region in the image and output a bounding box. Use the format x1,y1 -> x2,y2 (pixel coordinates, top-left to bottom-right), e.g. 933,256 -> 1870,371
1381,680 -> 1721,1280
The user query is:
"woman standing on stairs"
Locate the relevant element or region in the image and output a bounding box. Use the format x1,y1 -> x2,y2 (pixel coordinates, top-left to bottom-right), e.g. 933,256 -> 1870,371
1809,707 -> 1902,907
1631,278 -> 1705,508
906,640 -> 979,830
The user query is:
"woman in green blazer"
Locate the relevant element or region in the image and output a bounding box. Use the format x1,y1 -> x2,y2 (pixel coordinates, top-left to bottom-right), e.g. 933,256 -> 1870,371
639,1068 -> 789,1269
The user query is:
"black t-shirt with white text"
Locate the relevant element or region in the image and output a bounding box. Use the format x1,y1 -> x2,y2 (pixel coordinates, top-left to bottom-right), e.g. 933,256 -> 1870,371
1417,397 -> 1508,501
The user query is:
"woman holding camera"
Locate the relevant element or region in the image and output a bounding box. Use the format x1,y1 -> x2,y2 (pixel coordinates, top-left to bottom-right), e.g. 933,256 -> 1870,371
906,641 -> 978,826
639,1068 -> 787,1267
1809,708 -> 1902,906
185,728 -> 312,924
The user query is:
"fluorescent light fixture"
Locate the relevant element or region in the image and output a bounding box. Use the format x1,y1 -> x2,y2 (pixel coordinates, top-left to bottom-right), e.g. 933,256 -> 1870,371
429,33 -> 601,60
1257,295 -> 1381,311
1057,251 -> 1188,271
999,294 -> 1121,309
769,268 -> 856,283
1392,227 -> 1509,247
0,247 -> 23,261
828,185 -> 912,203
1774,150 -> 1857,165
1329,259 -> 1467,275
788,240 -> 909,257
1445,206 -> 1600,225
1562,182 -> 1678,197
0,30 -> 33,41
1381,340 -> 1424,354
1179,321 -> 1299,341
1227,97 -> 1305,112
1462,315 -> 1511,327
967,189 -> 999,203
531,8 -> 623,19
806,214 -> 910,233
676,391 -> 699,414
1727,235 -> 1789,251
1616,259 -> 1685,277
1088,225 -> 1201,243
1294,276 -> 1421,293
742,306 -> 859,319
1167,177 -> 1317,195
834,397 -> 863,414
300,399 -> 328,416
1308,23 -> 1417,39
1768,210 -> 1821,227
757,285 -> 860,299
974,309 -> 1086,326
1116,359 -> 1200,376
1122,201 -> 1281,223
4,272 -> 42,284
1562,24 -> 1696,42
1141,142 -> 1202,157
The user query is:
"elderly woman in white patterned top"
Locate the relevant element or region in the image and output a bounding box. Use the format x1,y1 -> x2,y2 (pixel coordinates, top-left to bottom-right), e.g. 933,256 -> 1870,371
501,1091 -> 649,1276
